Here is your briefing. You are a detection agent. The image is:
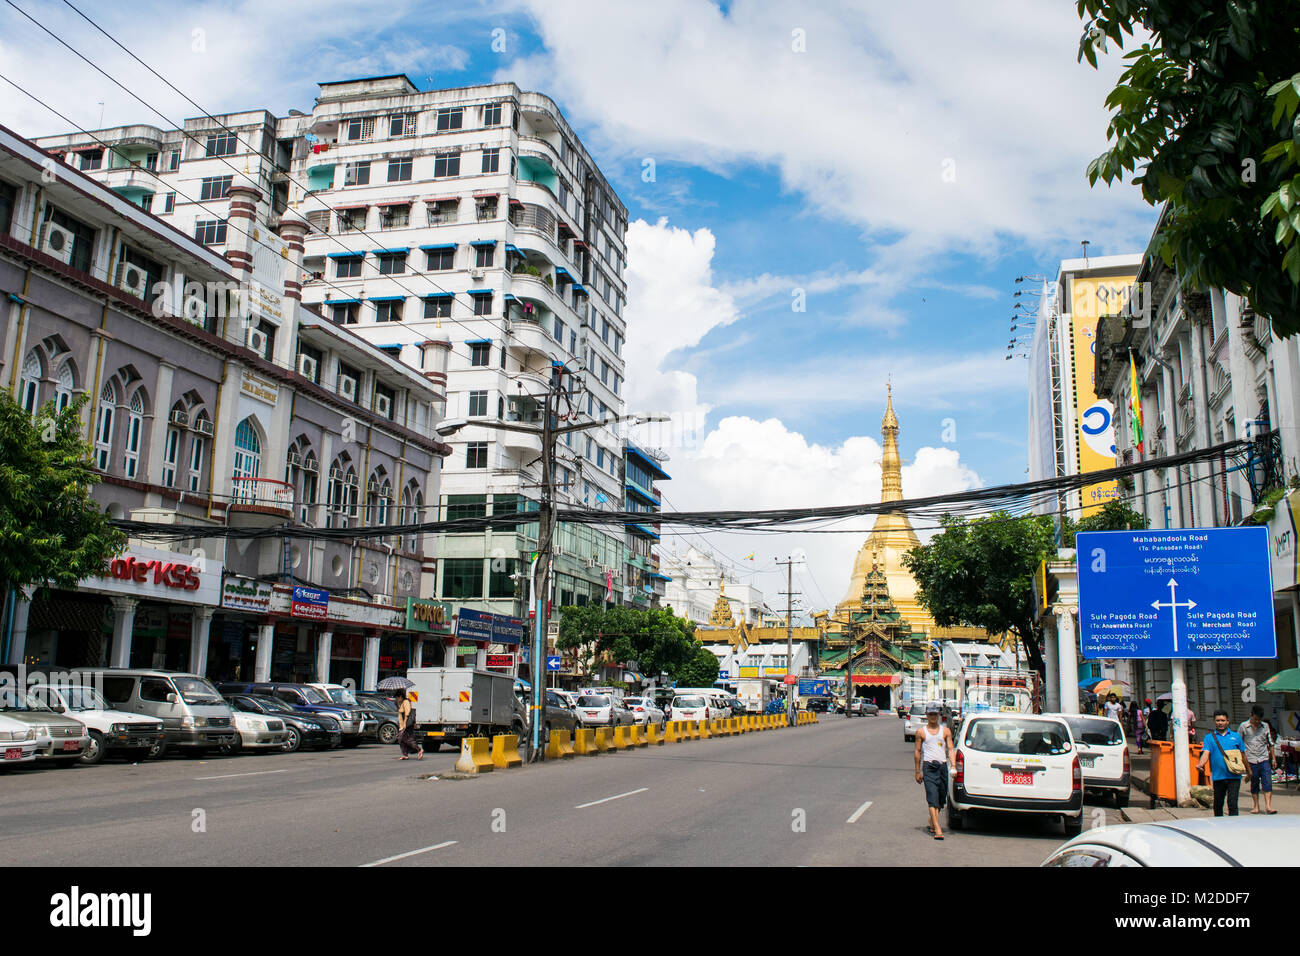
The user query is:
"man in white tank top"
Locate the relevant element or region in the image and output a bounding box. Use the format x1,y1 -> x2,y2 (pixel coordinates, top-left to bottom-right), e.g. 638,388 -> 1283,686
914,702 -> 955,840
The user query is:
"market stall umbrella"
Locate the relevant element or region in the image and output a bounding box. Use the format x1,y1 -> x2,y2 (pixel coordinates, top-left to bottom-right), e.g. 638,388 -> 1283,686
1079,677 -> 1105,690
1156,692 -> 1173,701
377,676 -> 414,690
1260,668 -> 1300,694
1093,679 -> 1129,696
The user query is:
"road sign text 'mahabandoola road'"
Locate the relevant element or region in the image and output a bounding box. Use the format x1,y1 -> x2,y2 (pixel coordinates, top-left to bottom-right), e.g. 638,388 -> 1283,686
1075,528 -> 1276,659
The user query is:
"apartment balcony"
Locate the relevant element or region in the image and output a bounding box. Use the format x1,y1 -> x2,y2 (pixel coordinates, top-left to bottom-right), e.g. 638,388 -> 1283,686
500,428 -> 543,457
509,202 -> 556,242
227,477 -> 294,526
102,166 -> 157,196
504,315 -> 564,365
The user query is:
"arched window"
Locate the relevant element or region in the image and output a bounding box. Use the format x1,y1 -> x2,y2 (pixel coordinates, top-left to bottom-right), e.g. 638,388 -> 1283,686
122,388 -> 146,479
19,351 -> 41,414
54,363 -> 75,414
327,454 -> 358,528
232,417 -> 262,503
367,468 -> 391,525
94,380 -> 117,470
403,483 -> 424,552
188,413 -> 209,492
300,453 -> 318,525
161,403 -> 185,488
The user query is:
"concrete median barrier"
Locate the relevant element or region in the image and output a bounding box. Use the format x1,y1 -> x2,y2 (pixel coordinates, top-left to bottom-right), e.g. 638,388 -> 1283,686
629,724 -> 648,747
545,729 -> 575,760
491,733 -> 524,769
645,723 -> 664,746
594,727 -> 612,752
454,736 -> 494,774
664,721 -> 681,743
698,719 -> 711,740
574,728 -> 600,755
613,725 -> 633,750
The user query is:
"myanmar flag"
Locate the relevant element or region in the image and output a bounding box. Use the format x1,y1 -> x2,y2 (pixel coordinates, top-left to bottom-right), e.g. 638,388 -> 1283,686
1129,351 -> 1144,453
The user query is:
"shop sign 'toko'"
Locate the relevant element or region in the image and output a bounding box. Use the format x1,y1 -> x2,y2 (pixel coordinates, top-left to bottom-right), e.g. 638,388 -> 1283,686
91,546 -> 222,606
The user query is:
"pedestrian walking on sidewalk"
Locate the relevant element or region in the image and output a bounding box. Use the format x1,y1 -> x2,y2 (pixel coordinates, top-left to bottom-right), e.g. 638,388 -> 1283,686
1197,710 -> 1247,816
1239,705 -> 1278,815
1134,704 -> 1146,753
914,703 -> 955,840
394,688 -> 423,761
1148,702 -> 1168,742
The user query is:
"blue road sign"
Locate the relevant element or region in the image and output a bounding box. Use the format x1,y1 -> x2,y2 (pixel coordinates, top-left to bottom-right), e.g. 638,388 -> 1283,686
546,655 -> 562,672
798,678 -> 831,696
455,608 -> 492,643
1076,528 -> 1276,659
717,669 -> 729,679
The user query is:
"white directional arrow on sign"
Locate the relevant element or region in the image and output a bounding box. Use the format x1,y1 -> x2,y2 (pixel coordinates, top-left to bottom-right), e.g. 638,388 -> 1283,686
1151,577 -> 1197,652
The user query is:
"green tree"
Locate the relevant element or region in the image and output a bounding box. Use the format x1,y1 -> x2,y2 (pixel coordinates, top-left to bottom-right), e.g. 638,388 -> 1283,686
1077,0 -> 1300,333
0,393 -> 125,604
556,604 -> 700,682
675,644 -> 720,688
903,502 -> 1152,674
902,512 -> 1058,673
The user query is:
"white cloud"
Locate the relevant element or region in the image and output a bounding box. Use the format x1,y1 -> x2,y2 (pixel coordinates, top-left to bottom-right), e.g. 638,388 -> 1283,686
505,0 -> 1155,261
660,415 -> 982,617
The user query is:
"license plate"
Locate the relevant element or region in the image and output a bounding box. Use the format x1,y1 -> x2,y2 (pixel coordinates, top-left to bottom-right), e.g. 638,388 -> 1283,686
61,741 -> 79,752
4,748 -> 21,760
1080,756 -> 1096,768
1002,771 -> 1035,786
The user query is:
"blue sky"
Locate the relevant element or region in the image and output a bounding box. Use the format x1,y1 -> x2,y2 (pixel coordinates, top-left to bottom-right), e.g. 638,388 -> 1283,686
0,0 -> 1160,606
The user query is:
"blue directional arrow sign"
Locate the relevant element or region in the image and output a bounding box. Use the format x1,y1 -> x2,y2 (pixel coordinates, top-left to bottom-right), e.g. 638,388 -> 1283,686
546,655 -> 562,672
1076,527 -> 1276,659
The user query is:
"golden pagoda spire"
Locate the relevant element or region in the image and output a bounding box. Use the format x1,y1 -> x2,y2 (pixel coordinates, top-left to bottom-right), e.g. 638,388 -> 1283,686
880,384 -> 902,503
709,582 -> 735,627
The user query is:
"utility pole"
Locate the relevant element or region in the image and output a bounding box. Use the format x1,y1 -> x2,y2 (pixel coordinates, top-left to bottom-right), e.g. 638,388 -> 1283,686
777,556 -> 798,726
530,387 -> 556,763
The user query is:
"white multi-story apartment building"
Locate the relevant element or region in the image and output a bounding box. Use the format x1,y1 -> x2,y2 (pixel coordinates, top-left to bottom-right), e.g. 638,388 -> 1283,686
33,74 -> 633,637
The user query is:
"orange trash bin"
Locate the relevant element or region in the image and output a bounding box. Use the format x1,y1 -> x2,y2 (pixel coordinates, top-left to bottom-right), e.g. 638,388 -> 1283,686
1149,739 -> 1210,802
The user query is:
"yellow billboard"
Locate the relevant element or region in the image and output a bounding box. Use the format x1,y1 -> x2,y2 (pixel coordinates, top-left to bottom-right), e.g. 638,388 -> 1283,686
1070,273 -> 1137,516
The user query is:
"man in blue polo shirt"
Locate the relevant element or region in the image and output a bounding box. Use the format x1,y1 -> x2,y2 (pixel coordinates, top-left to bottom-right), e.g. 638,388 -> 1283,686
1197,710 -> 1248,816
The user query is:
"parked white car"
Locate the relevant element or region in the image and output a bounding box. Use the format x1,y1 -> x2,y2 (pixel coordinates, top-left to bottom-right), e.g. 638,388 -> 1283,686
28,683 -> 165,765
1042,818 -> 1300,867
623,696 -> 665,728
0,713 -> 39,767
574,694 -> 633,728
223,712 -> 290,753
947,713 -> 1083,837
1060,714 -> 1131,808
669,695 -> 711,723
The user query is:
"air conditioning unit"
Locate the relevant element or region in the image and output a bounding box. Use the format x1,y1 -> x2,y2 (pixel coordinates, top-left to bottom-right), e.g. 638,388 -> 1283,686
329,466 -> 345,481
585,557 -> 597,569
366,478 -> 379,493
339,375 -> 357,402
547,622 -> 560,639
374,393 -> 391,418
169,409 -> 188,428
302,457 -> 319,473
373,594 -> 393,606
194,418 -> 214,437
298,354 -> 318,380
345,472 -> 359,487
43,223 -> 76,264
553,544 -> 564,556
469,268 -> 484,281
287,451 -> 302,467
508,400 -> 520,415
118,263 -> 148,298
246,328 -> 268,355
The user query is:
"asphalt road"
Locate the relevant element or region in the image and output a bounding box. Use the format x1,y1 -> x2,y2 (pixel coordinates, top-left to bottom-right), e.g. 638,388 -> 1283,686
0,716 -> 1121,866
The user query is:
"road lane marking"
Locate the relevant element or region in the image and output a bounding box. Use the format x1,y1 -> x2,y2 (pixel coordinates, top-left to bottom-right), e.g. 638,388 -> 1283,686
846,800 -> 873,823
194,768 -> 294,781
575,787 -> 648,809
361,841 -> 457,867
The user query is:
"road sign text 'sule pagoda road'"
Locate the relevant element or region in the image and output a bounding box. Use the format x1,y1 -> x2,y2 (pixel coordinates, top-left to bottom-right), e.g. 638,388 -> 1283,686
1076,528 -> 1276,659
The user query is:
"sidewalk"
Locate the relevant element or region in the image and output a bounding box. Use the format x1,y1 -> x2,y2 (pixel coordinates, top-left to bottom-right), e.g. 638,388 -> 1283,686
1121,741 -> 1300,822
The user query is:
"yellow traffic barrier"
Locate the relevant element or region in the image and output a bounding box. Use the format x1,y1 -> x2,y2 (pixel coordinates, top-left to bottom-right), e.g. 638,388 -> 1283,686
746,716 -> 756,732
491,733 -> 524,769
574,728 -> 600,755
698,719 -> 711,740
454,736 -> 494,773
594,727 -> 612,752
664,721 -> 681,743
613,725 -> 633,750
725,717 -> 737,736
684,720 -> 698,740
646,722 -> 664,746
545,729 -> 575,760
630,724 -> 648,748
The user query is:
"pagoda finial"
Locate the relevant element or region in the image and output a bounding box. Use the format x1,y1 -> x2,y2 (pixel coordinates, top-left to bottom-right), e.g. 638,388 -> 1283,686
709,586 -> 735,627
880,387 -> 902,502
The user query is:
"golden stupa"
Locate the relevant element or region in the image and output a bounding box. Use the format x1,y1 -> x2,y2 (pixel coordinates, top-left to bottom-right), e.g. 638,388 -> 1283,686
837,387 -> 935,635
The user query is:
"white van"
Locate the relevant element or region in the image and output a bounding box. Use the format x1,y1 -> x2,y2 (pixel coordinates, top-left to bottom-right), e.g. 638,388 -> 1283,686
28,683 -> 164,764
947,713 -> 1084,836
93,669 -> 238,757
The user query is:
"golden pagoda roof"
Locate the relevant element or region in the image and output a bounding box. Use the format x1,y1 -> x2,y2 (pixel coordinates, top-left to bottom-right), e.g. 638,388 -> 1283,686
708,581 -> 736,627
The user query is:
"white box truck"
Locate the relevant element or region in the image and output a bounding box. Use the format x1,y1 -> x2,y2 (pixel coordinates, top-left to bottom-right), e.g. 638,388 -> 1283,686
406,667 -> 530,753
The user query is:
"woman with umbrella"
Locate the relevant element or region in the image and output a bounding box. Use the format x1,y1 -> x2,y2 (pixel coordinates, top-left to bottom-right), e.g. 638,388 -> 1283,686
381,678 -> 422,761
